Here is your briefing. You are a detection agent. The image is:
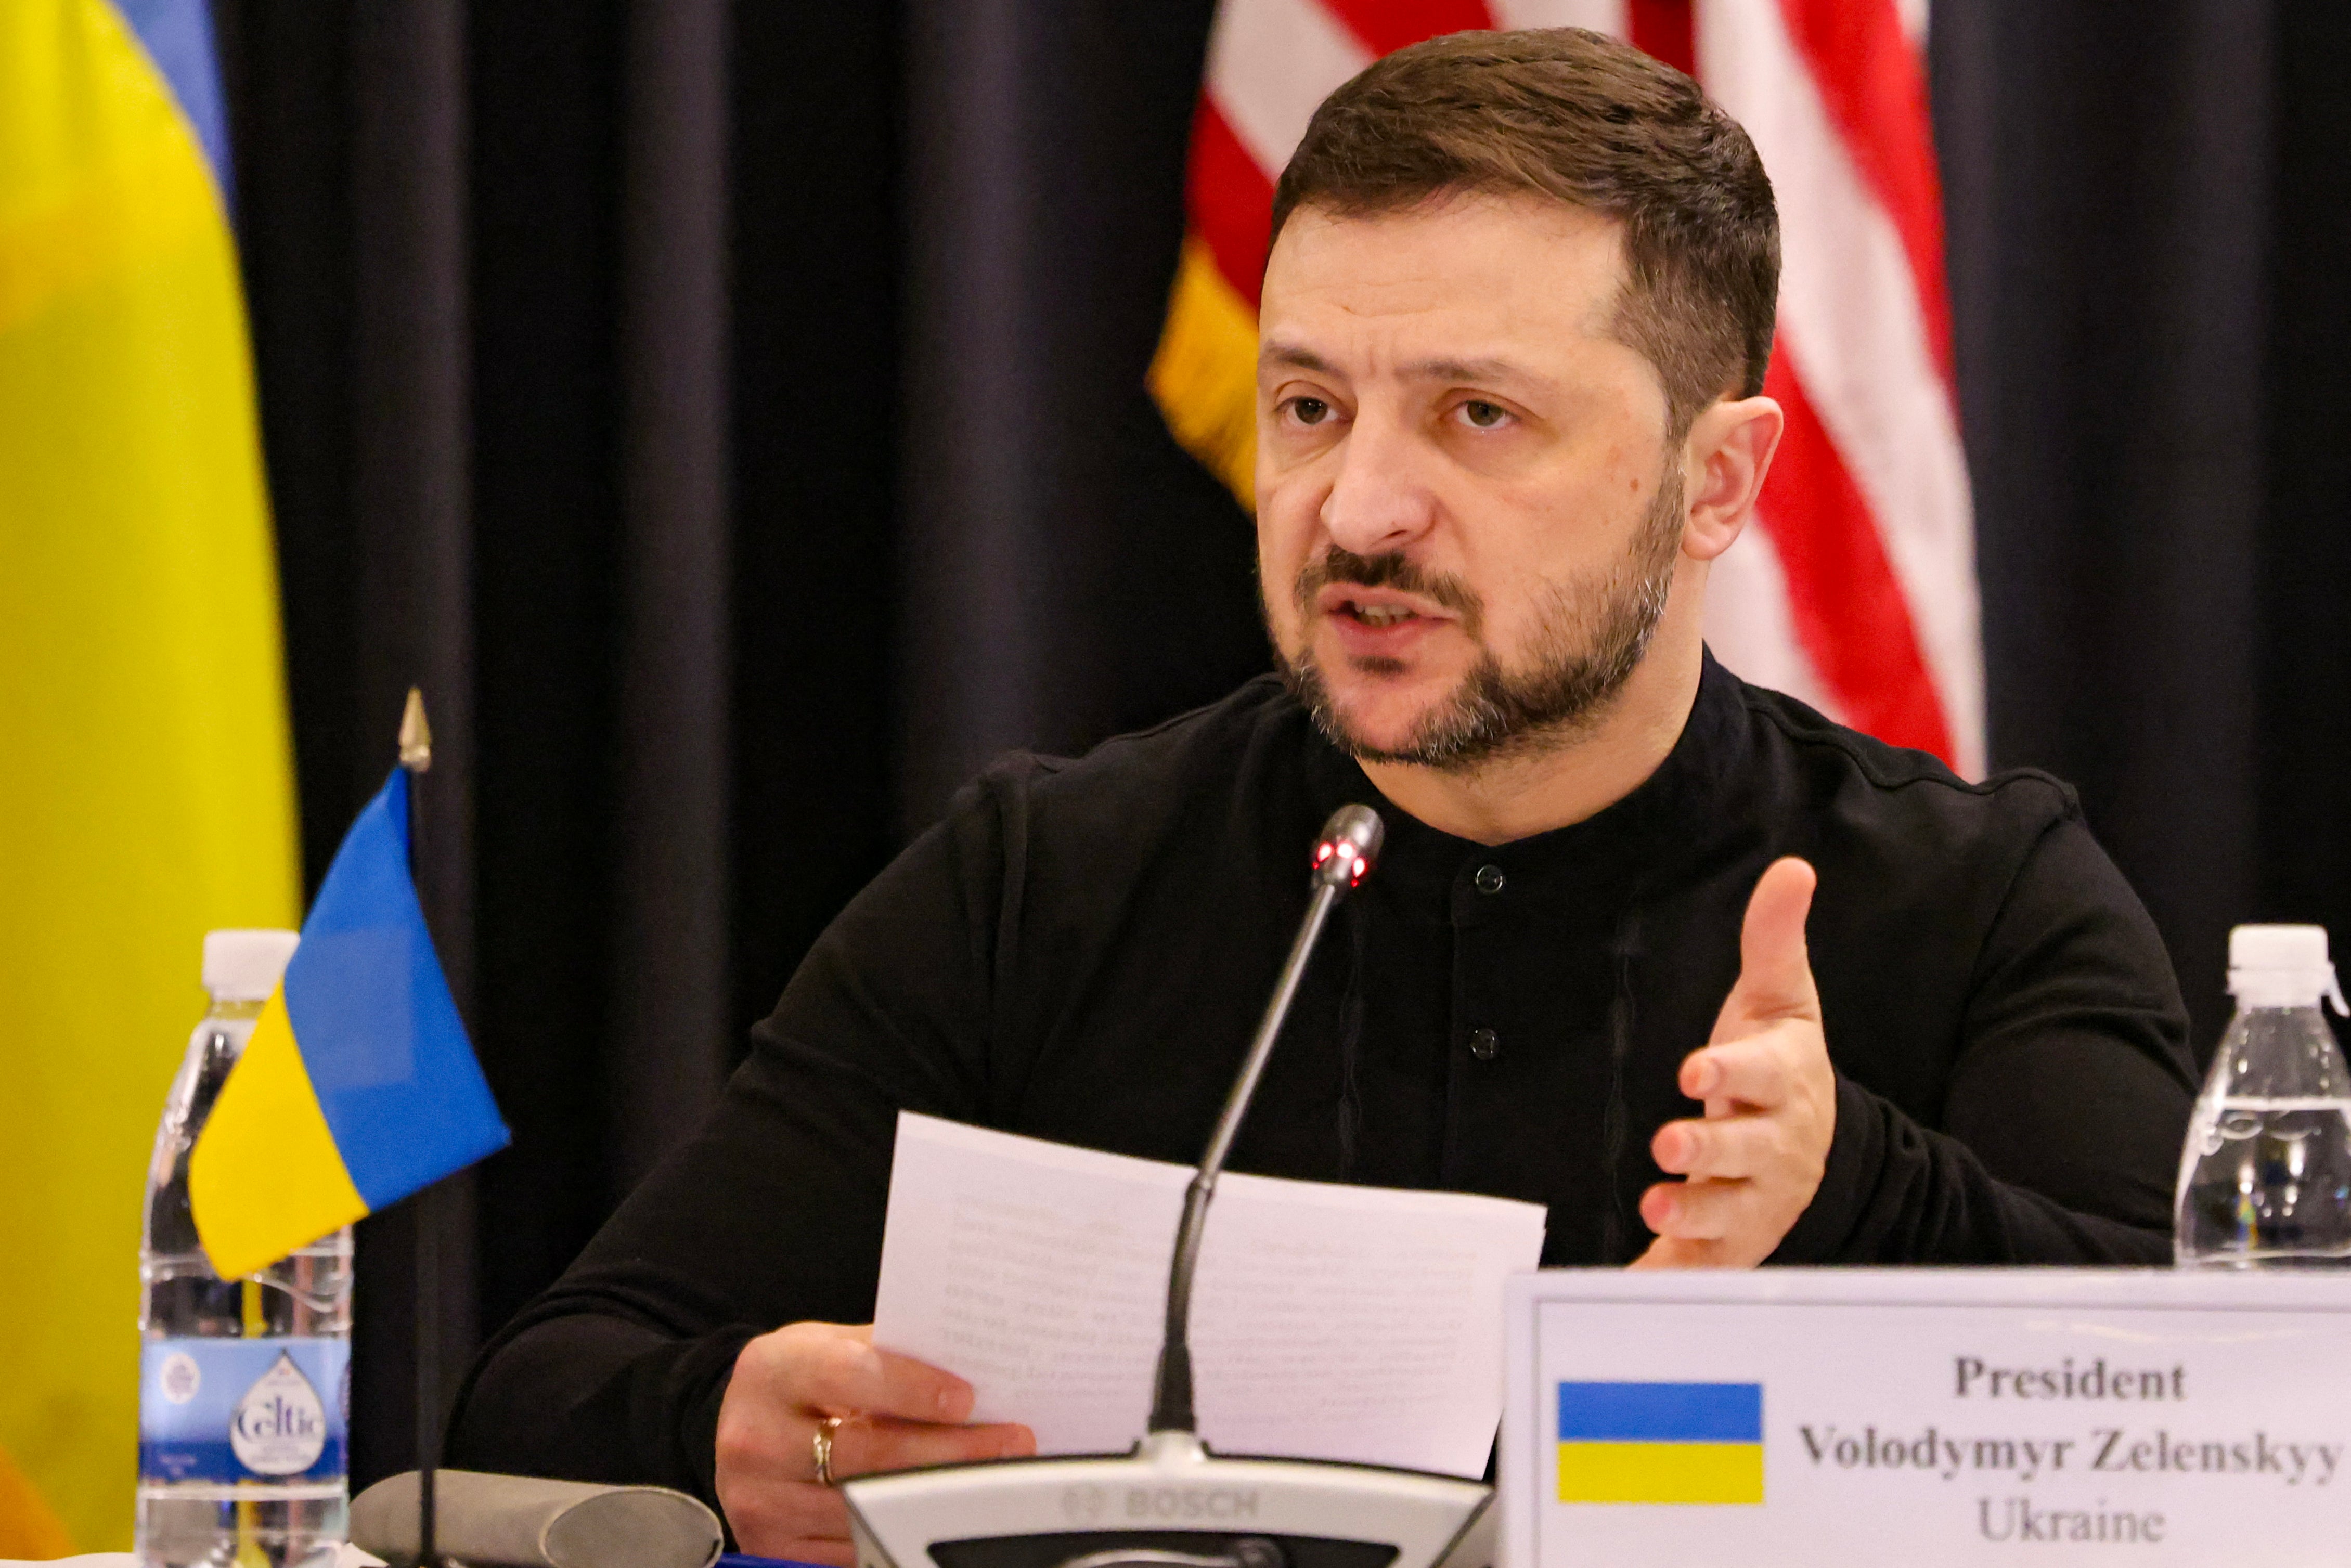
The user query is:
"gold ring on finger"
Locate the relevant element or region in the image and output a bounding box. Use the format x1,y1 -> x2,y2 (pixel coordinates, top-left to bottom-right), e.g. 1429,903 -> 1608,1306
812,1414 -> 845,1487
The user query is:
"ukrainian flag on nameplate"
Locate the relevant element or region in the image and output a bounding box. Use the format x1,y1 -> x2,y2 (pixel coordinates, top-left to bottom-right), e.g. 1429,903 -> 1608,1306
1556,1381 -> 1765,1506
189,767 -> 509,1278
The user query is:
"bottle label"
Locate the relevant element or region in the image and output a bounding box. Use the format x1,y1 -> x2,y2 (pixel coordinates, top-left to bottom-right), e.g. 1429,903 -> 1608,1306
140,1338 -> 348,1484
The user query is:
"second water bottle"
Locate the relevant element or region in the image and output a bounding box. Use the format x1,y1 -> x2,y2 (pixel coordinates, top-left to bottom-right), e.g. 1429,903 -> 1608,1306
2175,924 -> 2351,1268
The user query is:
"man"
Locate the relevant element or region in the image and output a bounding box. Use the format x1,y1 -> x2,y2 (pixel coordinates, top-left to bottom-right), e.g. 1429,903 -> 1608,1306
449,27 -> 2195,1562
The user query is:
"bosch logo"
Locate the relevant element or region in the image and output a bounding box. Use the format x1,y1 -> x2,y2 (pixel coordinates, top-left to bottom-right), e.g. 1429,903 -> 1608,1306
1123,1488 -> 1261,1520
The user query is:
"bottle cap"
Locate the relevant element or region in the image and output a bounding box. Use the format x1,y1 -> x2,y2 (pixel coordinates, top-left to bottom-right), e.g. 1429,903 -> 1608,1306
2228,924 -> 2347,1013
202,929 -> 300,1002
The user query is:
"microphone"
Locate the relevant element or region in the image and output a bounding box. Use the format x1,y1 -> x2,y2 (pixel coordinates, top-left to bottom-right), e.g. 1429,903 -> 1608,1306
1148,804 -> 1385,1435
350,1470 -> 722,1568
842,804 -> 1497,1568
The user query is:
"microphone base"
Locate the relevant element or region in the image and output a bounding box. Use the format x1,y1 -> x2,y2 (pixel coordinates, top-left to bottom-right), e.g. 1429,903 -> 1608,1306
842,1431 -> 1492,1568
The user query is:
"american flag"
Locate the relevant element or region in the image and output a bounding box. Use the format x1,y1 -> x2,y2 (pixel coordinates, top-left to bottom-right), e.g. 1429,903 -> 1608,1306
1149,0 -> 1982,775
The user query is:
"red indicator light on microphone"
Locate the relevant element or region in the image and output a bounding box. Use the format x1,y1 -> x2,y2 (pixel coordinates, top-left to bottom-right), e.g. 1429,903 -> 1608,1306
1310,807 -> 1382,891
1313,841 -> 1367,886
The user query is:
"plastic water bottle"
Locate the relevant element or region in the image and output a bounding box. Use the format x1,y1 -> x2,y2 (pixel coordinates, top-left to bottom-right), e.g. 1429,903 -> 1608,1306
138,930 -> 353,1568
2175,924 -> 2351,1267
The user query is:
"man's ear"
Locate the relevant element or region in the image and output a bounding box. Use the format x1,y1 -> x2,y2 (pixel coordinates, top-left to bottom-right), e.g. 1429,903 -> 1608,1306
1678,395 -> 1785,562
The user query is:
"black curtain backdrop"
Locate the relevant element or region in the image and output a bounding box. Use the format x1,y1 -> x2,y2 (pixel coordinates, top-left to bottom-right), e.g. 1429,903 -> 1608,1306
208,2 -> 2351,1487
211,0 -> 902,1486
1934,6 -> 2274,1048
899,0 -> 1259,831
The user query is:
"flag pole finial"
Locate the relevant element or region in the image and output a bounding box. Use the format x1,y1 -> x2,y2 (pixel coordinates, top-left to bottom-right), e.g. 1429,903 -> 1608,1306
399,688 -> 433,773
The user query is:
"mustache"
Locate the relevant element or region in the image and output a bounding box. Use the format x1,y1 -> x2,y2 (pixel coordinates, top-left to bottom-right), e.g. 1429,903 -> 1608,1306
1293,547 -> 1484,636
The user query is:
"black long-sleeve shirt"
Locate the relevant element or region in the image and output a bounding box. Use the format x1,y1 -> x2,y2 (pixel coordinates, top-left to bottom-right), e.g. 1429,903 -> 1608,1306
448,655 -> 2199,1505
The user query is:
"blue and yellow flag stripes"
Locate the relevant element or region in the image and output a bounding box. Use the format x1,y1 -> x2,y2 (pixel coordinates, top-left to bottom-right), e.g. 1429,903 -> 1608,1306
191,767 -> 511,1278
0,0 -> 297,1549
1556,1381 -> 1766,1506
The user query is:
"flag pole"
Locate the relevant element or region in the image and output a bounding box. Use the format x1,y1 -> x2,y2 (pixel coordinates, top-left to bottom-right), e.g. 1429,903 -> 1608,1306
397,688 -> 440,1568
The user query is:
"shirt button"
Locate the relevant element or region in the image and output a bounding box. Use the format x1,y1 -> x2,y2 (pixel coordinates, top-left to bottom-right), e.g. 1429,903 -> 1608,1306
1468,1027 -> 1500,1061
1474,864 -> 1506,895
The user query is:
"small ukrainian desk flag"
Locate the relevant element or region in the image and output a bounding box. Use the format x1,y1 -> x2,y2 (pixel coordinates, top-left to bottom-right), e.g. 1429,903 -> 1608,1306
1556,1381 -> 1765,1505
189,766 -> 509,1278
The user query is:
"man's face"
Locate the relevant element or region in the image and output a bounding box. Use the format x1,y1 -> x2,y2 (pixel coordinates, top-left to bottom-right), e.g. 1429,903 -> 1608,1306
1255,193 -> 1686,770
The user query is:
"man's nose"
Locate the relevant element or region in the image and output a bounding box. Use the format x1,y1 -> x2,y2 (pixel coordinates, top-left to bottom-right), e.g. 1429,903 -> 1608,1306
1320,413 -> 1438,557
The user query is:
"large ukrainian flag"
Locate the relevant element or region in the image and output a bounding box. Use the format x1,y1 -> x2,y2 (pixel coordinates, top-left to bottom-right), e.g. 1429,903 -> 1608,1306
0,0 -> 298,1552
1556,1381 -> 1766,1506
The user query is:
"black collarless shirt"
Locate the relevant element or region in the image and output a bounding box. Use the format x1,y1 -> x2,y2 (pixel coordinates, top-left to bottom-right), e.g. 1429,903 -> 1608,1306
450,657 -> 2198,1502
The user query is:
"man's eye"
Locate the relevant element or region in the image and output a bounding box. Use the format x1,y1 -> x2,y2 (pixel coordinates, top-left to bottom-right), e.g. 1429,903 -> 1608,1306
1288,397 -> 1332,427
1459,399 -> 1509,430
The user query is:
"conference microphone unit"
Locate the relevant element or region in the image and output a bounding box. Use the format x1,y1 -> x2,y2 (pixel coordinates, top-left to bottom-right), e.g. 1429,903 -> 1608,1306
842,805 -> 1497,1568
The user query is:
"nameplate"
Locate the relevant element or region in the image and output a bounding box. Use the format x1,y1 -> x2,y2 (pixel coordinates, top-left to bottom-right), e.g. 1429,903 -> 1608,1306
1501,1269 -> 2351,1564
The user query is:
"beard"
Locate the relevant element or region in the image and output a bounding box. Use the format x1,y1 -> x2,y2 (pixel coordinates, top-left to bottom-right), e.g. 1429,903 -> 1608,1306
1274,469 -> 1684,774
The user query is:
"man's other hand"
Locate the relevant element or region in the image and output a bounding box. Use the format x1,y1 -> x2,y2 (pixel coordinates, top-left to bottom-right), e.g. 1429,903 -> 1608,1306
714,1322 -> 1036,1565
1630,857 -> 1835,1269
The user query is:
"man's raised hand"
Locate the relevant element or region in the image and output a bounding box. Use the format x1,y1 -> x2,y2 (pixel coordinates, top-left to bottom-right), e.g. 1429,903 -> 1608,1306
714,1323 -> 1035,1565
1630,856 -> 1835,1269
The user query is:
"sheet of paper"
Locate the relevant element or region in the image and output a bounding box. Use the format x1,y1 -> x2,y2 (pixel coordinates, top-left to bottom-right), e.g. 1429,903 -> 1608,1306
871,1111 -> 1548,1477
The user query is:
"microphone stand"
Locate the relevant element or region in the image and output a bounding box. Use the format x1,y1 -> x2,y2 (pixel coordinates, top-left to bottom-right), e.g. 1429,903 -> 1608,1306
842,807 -> 1499,1568
1147,806 -> 1380,1437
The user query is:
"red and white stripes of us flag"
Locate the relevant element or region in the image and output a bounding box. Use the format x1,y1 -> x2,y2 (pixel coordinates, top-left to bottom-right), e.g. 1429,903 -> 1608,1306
1147,0 -> 1983,774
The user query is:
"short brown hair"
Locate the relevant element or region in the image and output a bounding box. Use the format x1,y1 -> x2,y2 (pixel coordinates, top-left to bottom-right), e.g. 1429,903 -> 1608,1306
1271,28 -> 1778,438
